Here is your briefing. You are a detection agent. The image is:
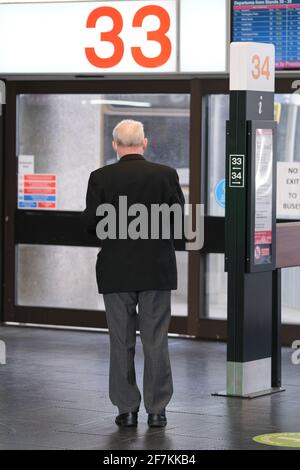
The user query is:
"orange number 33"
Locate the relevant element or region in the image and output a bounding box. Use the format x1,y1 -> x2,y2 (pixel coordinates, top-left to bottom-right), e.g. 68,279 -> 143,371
85,5 -> 172,69
131,5 -> 172,68
85,6 -> 124,68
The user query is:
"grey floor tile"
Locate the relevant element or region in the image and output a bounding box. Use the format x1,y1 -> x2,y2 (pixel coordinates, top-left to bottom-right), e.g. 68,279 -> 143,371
0,325 -> 299,450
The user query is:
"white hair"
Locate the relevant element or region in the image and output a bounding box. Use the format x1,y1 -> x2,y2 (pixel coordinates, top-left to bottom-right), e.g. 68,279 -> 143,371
112,119 -> 145,147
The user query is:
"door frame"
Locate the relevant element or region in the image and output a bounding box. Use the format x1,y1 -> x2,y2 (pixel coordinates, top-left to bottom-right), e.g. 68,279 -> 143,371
189,76 -> 300,345
0,90 -> 4,318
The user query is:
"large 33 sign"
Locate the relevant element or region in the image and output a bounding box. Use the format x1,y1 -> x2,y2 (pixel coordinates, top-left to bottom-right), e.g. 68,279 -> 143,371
85,4 -> 173,69
0,1 -> 227,74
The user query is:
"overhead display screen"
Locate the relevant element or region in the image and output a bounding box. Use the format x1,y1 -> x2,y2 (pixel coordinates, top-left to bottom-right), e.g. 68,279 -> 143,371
232,0 -> 300,70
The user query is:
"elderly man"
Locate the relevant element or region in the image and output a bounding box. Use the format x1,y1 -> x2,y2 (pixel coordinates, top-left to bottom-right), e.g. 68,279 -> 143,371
81,120 -> 185,428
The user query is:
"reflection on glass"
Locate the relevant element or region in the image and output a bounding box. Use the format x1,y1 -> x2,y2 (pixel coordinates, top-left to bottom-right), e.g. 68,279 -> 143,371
17,94 -> 190,211
16,245 -> 187,317
172,252 -> 188,317
206,94 -> 229,217
16,244 -> 104,311
275,93 -> 300,164
282,267 -> 300,325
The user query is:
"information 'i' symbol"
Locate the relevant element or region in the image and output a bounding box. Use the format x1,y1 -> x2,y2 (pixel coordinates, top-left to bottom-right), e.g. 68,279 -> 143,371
259,96 -> 263,115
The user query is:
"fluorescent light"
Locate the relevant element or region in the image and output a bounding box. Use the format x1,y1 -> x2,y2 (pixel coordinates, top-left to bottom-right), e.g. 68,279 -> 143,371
88,99 -> 151,107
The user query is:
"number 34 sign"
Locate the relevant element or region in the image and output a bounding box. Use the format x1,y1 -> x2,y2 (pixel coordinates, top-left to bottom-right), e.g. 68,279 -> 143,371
84,0 -> 177,72
230,42 -> 275,92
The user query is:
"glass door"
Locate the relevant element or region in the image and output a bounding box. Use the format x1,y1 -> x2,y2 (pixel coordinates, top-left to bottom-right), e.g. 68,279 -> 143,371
3,81 -> 191,333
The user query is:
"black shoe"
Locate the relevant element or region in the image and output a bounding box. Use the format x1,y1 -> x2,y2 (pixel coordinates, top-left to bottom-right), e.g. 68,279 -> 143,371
115,412 -> 138,427
148,412 -> 167,428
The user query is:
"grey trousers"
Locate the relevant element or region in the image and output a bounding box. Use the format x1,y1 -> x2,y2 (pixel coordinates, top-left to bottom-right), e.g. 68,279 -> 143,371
103,290 -> 173,414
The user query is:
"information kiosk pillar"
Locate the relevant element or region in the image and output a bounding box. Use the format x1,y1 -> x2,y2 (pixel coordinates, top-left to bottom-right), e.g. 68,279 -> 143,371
220,43 -> 283,397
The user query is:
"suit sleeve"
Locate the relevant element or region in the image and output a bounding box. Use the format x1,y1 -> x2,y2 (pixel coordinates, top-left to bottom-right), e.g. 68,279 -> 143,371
80,172 -> 103,237
170,169 -> 186,251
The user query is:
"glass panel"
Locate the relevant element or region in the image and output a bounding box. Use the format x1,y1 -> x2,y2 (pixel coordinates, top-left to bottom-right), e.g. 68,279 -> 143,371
282,267 -> 300,324
205,254 -> 227,320
17,94 -> 102,211
205,93 -> 300,322
16,245 -> 187,317
205,257 -> 300,324
16,244 -> 104,310
276,93 -> 300,165
206,93 -> 300,217
16,93 -> 190,317
172,252 -> 188,317
17,93 -> 190,211
206,94 -> 229,217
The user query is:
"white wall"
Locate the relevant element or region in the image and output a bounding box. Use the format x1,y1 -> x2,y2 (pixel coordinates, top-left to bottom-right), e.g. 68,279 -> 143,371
180,0 -> 228,73
0,0 -> 229,74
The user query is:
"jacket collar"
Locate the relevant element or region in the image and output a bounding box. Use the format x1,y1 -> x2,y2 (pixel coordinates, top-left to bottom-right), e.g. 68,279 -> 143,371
118,154 -> 145,162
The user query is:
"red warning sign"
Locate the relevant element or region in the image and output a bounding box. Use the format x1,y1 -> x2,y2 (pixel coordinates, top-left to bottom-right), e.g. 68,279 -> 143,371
38,202 -> 56,209
24,174 -> 56,181
24,181 -> 56,189
18,173 -> 57,209
254,230 -> 272,245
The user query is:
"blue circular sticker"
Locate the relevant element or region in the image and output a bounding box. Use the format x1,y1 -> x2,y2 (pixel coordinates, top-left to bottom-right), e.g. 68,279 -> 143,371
214,178 -> 225,209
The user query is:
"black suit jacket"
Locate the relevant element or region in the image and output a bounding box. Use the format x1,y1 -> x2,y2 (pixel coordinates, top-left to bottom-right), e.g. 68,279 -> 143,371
80,154 -> 185,294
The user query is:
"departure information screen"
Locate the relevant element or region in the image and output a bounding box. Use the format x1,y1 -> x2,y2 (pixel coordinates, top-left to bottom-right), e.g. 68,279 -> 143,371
232,0 -> 300,69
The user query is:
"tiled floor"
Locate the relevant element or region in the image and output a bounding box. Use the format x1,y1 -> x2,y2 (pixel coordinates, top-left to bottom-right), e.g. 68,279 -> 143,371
0,325 -> 299,450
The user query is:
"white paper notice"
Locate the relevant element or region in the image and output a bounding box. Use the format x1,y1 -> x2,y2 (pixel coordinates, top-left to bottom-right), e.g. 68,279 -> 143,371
254,129 -> 273,265
18,155 -> 34,175
277,162 -> 300,218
